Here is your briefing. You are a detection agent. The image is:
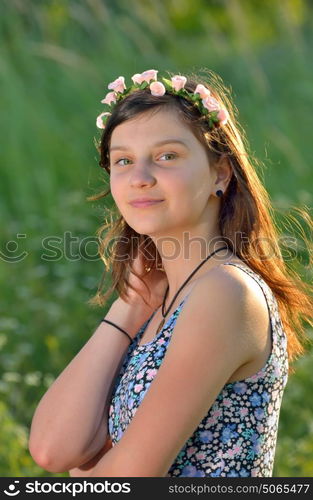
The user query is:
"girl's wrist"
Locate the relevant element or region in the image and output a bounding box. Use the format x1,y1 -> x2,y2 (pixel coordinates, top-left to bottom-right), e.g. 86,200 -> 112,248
106,297 -> 154,339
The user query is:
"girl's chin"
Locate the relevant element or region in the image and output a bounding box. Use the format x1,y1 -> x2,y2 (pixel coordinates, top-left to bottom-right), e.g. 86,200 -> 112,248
130,225 -> 162,235
125,222 -> 167,237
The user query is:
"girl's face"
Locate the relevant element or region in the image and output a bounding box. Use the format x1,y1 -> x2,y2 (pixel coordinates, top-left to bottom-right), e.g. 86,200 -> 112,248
109,108 -> 218,237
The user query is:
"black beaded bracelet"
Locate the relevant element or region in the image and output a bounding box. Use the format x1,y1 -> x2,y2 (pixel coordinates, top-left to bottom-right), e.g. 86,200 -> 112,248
101,319 -> 132,344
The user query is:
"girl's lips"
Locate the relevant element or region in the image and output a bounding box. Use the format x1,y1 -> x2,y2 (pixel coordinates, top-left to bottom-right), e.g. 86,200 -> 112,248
130,200 -> 164,208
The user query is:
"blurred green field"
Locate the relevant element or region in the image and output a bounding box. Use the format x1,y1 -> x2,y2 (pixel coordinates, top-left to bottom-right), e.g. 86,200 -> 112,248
0,0 -> 312,477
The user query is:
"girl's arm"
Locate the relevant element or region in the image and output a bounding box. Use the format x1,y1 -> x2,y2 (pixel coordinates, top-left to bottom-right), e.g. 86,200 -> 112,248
85,267 -> 266,477
68,435 -> 113,477
28,297 -> 151,473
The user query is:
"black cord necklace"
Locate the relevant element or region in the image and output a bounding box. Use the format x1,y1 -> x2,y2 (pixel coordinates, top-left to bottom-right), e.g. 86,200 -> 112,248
155,245 -> 229,335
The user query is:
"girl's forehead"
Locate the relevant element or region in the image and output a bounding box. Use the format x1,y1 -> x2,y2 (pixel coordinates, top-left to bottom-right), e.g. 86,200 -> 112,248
111,109 -> 192,141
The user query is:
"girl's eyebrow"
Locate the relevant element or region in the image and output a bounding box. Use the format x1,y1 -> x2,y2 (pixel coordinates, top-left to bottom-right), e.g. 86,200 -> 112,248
109,139 -> 189,152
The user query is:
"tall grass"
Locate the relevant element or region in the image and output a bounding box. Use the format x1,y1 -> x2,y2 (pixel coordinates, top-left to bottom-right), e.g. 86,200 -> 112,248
0,0 -> 312,476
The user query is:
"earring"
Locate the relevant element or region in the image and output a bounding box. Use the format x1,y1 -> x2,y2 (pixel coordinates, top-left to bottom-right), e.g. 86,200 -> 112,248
216,189 -> 223,197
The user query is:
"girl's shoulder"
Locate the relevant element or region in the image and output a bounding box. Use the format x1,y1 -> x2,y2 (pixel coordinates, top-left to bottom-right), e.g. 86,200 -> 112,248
215,259 -> 276,311
209,258 -> 276,338
206,258 -> 273,301
196,259 -> 275,379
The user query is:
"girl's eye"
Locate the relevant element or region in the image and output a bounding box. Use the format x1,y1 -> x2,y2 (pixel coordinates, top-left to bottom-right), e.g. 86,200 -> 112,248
159,153 -> 177,161
112,152 -> 177,167
114,158 -> 132,166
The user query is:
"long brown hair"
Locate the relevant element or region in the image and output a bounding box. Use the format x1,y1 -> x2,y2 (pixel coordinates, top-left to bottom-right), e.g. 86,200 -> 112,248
87,69 -> 313,365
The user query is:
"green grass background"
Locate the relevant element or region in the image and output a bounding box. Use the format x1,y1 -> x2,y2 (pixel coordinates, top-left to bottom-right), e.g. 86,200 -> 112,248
0,0 -> 312,477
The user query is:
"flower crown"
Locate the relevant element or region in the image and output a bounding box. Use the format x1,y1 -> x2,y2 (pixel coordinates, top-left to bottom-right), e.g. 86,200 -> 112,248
96,69 -> 229,130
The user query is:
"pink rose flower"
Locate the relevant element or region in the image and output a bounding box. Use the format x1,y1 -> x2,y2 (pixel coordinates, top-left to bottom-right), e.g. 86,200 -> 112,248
150,81 -> 166,96
96,112 -> 111,129
131,73 -> 143,85
171,75 -> 187,91
108,76 -> 126,93
194,84 -> 211,99
140,69 -> 158,83
202,96 -> 220,112
217,108 -> 229,125
100,91 -> 117,106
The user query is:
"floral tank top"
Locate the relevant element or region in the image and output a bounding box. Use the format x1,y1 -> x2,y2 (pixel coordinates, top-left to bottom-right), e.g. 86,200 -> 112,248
108,262 -> 289,477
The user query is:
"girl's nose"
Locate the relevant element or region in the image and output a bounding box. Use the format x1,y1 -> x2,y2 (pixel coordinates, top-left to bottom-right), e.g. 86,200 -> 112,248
129,162 -> 156,188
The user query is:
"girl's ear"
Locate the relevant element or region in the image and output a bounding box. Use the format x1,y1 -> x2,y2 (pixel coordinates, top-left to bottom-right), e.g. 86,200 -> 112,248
213,154 -> 233,190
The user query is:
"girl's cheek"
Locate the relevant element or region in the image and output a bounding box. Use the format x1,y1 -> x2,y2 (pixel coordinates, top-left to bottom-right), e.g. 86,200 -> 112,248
109,187 -> 119,206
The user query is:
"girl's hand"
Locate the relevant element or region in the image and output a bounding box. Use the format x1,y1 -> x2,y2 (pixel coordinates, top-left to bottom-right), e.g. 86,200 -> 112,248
123,251 -> 168,313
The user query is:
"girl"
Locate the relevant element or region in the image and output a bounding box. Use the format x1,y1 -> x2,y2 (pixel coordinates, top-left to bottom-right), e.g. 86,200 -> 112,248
29,69 -> 313,477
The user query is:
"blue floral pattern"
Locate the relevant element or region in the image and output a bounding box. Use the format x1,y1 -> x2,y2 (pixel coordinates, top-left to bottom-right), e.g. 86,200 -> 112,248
108,262 -> 289,477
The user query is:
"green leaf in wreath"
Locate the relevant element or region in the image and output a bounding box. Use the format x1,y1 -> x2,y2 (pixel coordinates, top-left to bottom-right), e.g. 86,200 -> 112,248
140,81 -> 149,89
161,77 -> 173,88
184,90 -> 193,99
